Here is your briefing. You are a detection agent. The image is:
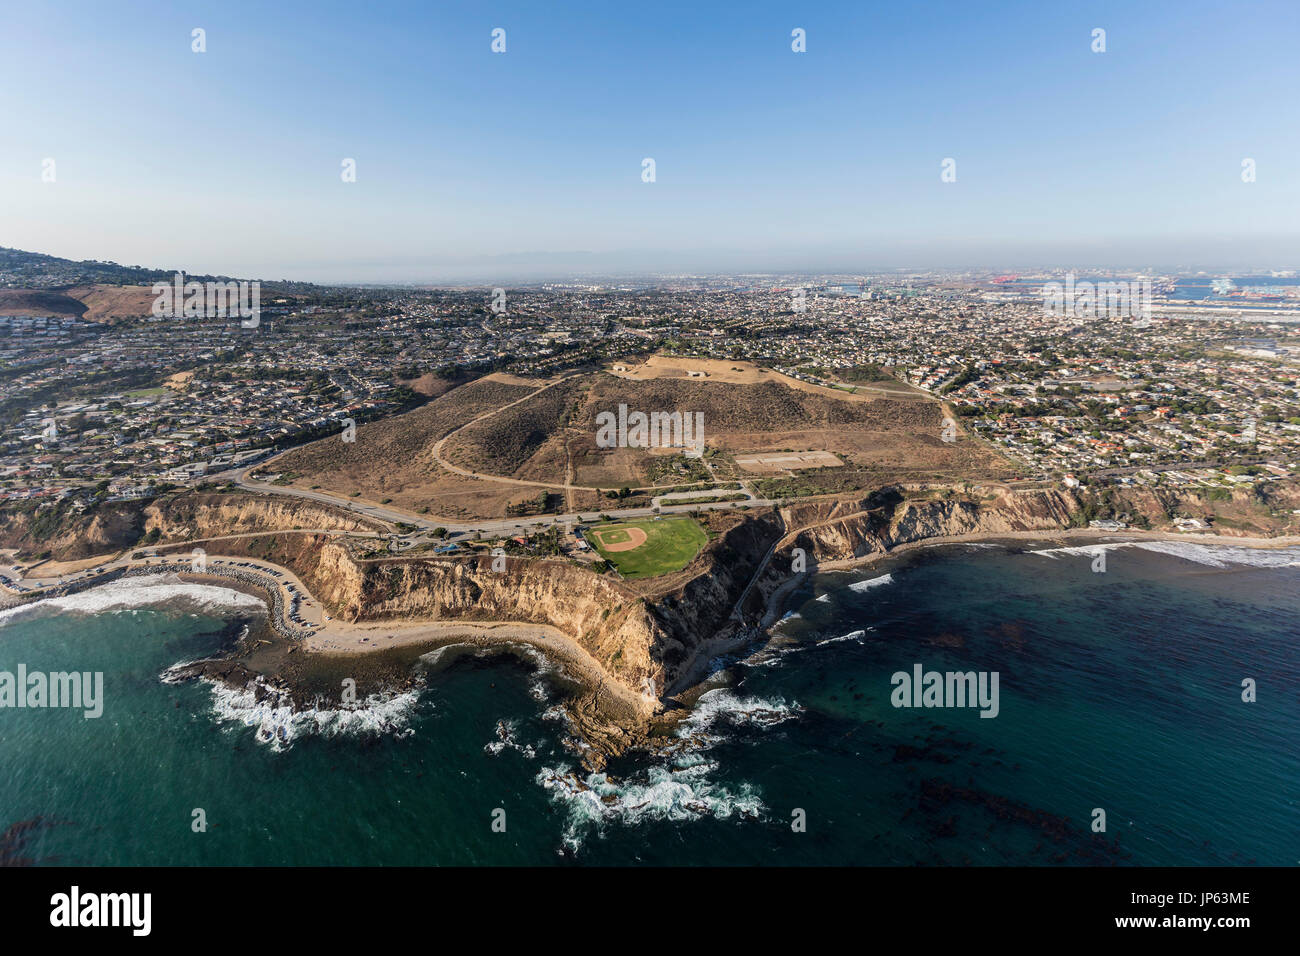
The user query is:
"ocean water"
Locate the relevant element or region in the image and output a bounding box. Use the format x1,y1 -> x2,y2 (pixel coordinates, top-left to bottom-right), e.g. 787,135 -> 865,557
1,544 -> 1297,866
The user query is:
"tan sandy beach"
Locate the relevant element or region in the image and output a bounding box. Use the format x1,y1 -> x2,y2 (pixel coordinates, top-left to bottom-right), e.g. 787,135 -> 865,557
6,526 -> 1296,720
305,617 -> 653,718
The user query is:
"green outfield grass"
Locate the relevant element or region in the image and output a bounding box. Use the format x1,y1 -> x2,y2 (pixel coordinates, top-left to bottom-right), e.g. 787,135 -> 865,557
587,516 -> 708,578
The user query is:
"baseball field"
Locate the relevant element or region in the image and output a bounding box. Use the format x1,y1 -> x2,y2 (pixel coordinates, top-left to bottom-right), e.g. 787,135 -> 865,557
587,516 -> 709,578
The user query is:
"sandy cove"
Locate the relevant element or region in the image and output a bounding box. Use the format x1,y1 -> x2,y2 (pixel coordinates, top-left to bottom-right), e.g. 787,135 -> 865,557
0,551 -> 653,727
303,617 -> 653,721
9,527 -> 1296,746
131,528 -> 1300,711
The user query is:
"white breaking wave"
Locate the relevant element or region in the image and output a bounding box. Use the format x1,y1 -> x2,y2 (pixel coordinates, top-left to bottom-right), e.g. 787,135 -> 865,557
536,686 -> 797,852
536,758 -> 764,854
1130,540 -> 1300,569
0,573 -> 266,626
198,674 -> 421,752
1030,543 -> 1124,559
1030,540 -> 1300,569
817,628 -> 867,646
748,643 -> 804,667
813,571 -> 895,602
847,572 -> 894,592
676,688 -> 802,742
751,624 -> 875,666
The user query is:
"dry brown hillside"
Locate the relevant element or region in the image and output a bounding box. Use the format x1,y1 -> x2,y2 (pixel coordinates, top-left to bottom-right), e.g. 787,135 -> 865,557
276,362 -> 1012,518
273,374 -> 549,518
0,289 -> 88,317
0,284 -> 160,321
64,284 -> 159,321
440,369 -> 1010,491
441,377 -> 587,482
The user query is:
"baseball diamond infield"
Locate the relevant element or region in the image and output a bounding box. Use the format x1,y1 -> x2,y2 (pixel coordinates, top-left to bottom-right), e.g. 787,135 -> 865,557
591,526 -> 649,552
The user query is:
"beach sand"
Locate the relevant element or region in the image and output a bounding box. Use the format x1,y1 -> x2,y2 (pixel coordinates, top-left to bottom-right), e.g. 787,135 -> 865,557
11,525 -> 1298,730
304,618 -> 653,719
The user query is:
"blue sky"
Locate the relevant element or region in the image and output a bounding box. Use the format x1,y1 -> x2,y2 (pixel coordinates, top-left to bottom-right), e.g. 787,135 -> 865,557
2,0 -> 1297,281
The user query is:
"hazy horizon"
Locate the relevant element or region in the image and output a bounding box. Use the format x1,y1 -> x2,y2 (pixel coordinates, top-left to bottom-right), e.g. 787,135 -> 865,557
11,234 -> 1300,287
3,0 -> 1297,284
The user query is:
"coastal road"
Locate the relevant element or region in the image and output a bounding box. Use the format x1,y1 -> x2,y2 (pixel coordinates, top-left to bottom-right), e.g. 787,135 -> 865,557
217,368 -> 776,537
227,466 -> 777,538
428,374 -> 606,494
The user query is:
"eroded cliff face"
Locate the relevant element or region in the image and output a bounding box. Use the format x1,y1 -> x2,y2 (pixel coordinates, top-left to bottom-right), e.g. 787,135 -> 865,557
167,481 -> 1295,751
785,489 -> 1080,563
733,489 -> 1082,629
271,513 -> 785,706
639,512 -> 784,685
274,495 -> 1081,709
0,501 -> 146,559
1082,482 -> 1300,537
0,491 -> 385,560
144,493 -> 384,541
298,543 -> 661,693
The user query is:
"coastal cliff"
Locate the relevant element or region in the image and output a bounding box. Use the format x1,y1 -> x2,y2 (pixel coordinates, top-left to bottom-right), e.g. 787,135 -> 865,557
237,490 -> 1082,740
16,478 -> 1295,763
225,481 -> 1299,736
0,490 -> 384,561
782,488 -> 1079,565
717,488 -> 1080,640
234,510 -> 784,702
310,544 -> 665,697
142,492 -> 386,540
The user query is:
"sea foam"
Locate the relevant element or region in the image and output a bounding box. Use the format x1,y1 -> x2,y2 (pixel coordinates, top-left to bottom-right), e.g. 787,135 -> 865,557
1131,540 -> 1300,569
815,571 -> 895,602
484,719 -> 538,759
536,759 -> 764,854
536,687 -> 798,852
847,572 -> 894,592
1029,542 -> 1122,559
817,628 -> 867,646
1030,540 -> 1300,569
195,673 -> 421,752
0,573 -> 266,626
677,688 -> 803,740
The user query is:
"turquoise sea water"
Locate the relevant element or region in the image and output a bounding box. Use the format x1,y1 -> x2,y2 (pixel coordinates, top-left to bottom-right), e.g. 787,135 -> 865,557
1,541 -> 1297,866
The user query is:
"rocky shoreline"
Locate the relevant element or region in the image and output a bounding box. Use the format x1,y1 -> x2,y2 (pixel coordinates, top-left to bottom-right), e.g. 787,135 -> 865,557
6,481 -> 1299,767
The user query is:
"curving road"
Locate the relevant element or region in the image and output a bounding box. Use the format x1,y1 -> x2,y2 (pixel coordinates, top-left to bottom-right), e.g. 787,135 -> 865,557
217,372 -> 774,537
222,462 -> 775,539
